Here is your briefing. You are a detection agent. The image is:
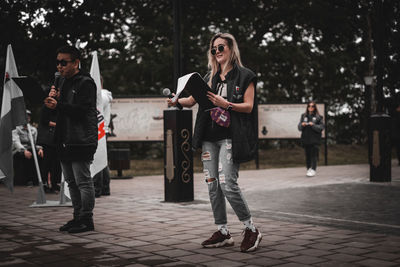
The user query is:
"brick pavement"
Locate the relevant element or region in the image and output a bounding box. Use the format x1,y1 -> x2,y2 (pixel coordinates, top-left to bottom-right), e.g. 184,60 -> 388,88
1,163 -> 400,266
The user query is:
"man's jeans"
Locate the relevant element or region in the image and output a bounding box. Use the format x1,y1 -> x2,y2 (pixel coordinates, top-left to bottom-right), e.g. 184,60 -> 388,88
202,139 -> 251,225
61,160 -> 95,220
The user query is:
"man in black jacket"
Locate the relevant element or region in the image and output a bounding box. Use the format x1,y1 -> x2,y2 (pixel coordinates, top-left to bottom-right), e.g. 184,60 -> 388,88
44,45 -> 98,233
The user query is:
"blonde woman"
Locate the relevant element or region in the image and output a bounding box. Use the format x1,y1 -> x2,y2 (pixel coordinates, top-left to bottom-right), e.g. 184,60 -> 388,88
168,33 -> 261,252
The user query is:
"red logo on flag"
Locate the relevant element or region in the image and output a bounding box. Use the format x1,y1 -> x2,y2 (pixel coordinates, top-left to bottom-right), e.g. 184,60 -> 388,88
98,121 -> 105,140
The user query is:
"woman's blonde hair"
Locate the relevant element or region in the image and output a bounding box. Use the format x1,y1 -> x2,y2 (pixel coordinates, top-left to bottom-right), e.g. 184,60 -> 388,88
207,33 -> 243,85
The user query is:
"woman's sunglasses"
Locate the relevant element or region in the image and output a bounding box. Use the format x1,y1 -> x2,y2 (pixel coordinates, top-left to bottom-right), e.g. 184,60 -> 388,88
211,44 -> 226,55
56,59 -> 74,66
308,105 -> 315,108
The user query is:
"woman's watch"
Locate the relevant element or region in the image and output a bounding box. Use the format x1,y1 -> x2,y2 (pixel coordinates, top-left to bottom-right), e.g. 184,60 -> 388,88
226,102 -> 233,111
176,99 -> 183,110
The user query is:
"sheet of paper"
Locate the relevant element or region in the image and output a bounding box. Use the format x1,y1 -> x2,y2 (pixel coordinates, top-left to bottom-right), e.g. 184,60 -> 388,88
172,72 -> 197,102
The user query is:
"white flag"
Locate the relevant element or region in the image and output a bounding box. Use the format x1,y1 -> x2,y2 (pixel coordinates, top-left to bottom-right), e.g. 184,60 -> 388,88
89,51 -> 107,176
0,45 -> 27,191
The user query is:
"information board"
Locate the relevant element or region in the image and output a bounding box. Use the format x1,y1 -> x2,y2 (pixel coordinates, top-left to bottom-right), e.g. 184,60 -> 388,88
258,103 -> 325,139
108,98 -> 325,141
108,97 -> 198,142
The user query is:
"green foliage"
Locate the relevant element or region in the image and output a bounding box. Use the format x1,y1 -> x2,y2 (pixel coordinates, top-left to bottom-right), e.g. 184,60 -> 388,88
0,0 -> 399,144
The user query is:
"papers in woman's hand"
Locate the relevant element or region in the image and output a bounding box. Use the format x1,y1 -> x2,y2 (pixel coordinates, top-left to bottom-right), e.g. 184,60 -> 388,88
173,72 -> 214,109
172,73 -> 196,102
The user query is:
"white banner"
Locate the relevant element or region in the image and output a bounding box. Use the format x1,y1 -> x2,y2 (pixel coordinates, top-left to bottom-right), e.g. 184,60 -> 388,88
89,52 -> 107,176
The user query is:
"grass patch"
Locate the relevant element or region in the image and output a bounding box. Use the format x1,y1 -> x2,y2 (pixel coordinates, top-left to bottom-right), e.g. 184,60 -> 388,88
110,144 -> 370,177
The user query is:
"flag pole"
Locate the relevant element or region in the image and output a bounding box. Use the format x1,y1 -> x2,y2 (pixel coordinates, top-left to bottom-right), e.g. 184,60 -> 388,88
59,173 -> 69,204
27,123 -> 46,204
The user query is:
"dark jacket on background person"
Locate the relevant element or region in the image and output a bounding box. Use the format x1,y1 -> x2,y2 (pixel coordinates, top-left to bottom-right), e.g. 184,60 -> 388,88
51,71 -> 98,161
298,113 -> 324,145
192,64 -> 258,163
37,104 -> 57,147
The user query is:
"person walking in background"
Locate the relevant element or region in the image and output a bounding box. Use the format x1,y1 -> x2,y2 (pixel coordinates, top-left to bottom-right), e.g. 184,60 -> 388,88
298,101 -> 325,177
44,45 -> 98,233
168,33 -> 261,252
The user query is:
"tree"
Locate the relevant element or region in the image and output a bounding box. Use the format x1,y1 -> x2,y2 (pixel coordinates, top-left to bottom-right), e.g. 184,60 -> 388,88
1,0 -> 399,144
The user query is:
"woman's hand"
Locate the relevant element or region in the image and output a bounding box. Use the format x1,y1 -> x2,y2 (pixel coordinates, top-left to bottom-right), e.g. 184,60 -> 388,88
207,91 -> 229,109
167,93 -> 177,107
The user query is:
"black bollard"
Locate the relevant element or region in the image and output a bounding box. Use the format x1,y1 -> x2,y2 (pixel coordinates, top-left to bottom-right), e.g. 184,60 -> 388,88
163,109 -> 194,202
369,114 -> 391,182
109,148 -> 131,179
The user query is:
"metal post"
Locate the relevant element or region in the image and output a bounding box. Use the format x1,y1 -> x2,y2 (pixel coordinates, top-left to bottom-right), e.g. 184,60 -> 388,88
27,124 -> 46,204
59,173 -> 68,204
324,103 -> 328,165
375,0 -> 385,113
173,0 -> 182,91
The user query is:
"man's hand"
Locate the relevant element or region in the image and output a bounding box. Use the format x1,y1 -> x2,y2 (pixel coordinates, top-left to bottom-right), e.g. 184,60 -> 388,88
24,150 -> 32,159
44,97 -> 57,109
49,86 -> 59,99
38,149 -> 44,158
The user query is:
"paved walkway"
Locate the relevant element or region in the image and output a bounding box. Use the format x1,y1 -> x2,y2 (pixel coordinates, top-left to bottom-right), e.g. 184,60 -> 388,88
1,163 -> 400,266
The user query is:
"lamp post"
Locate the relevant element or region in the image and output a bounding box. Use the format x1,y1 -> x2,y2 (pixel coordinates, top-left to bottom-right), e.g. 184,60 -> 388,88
364,75 -> 391,182
173,0 -> 182,91
364,75 -> 374,129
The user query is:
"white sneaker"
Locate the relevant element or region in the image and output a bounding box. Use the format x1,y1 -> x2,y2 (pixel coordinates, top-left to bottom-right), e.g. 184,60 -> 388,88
306,169 -> 312,177
309,169 -> 316,177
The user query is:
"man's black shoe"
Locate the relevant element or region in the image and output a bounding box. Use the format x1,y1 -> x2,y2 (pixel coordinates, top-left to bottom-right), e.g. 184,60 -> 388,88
68,219 -> 94,233
59,219 -> 79,232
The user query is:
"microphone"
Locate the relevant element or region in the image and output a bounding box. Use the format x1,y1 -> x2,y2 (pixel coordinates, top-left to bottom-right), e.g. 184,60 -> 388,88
54,71 -> 61,90
162,88 -> 173,98
163,88 -> 182,110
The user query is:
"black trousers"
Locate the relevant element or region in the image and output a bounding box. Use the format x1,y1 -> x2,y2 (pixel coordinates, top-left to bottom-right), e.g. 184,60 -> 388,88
13,150 -> 45,186
304,144 -> 319,170
93,166 -> 111,196
42,145 -> 61,189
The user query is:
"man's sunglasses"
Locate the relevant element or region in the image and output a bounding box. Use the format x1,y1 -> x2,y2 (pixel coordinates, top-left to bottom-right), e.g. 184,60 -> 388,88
211,44 -> 226,55
56,59 -> 74,66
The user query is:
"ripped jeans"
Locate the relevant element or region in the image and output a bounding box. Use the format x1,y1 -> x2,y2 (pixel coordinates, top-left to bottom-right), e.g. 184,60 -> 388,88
202,139 -> 251,225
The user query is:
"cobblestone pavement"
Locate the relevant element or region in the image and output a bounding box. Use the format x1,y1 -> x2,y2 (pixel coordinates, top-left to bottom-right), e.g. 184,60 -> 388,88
1,163 -> 400,266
